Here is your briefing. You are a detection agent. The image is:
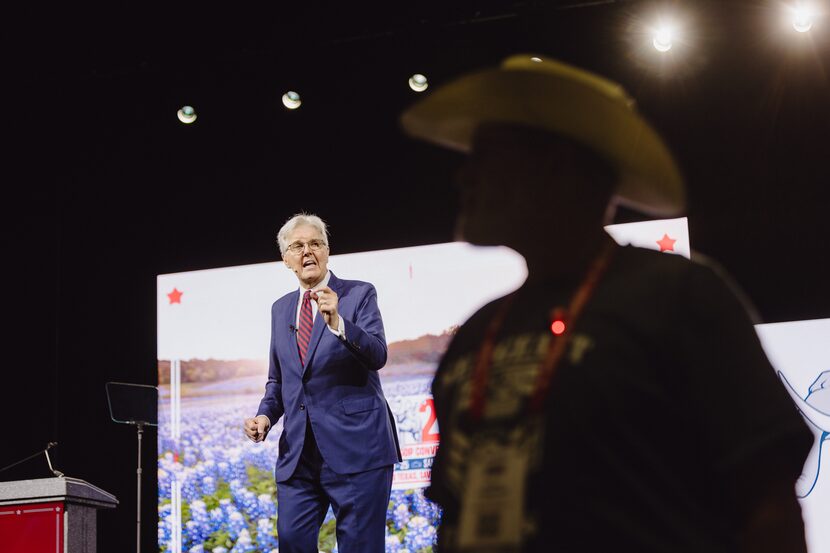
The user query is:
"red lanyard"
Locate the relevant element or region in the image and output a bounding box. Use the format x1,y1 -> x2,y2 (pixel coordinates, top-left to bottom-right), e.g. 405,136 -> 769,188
469,244 -> 615,421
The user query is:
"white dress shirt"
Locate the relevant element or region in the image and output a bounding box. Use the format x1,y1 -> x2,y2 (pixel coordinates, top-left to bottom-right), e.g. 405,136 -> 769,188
296,270 -> 345,339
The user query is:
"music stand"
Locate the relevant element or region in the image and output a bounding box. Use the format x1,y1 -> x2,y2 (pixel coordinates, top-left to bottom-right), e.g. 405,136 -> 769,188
105,382 -> 157,553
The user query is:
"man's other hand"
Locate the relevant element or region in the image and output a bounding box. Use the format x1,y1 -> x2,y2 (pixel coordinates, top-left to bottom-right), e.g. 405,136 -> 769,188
312,286 -> 339,329
243,415 -> 271,442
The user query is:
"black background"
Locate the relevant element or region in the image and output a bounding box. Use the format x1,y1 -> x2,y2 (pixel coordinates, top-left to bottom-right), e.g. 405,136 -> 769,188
2,1 -> 829,550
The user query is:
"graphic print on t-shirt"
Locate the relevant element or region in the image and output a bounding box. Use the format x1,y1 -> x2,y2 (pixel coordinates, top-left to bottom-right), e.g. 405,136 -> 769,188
436,328 -> 595,546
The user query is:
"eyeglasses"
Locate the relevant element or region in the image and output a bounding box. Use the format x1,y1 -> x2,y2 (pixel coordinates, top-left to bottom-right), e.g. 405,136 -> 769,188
286,239 -> 327,255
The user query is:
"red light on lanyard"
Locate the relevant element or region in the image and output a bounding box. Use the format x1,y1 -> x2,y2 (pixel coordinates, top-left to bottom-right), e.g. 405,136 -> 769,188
550,307 -> 567,335
469,244 -> 614,421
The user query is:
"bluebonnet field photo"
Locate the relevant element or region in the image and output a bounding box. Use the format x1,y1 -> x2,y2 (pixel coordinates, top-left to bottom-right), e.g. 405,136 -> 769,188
156,386 -> 442,552
156,243 -> 528,552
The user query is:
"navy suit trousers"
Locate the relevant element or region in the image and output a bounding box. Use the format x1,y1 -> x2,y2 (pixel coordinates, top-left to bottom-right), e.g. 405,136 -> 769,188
276,418 -> 393,553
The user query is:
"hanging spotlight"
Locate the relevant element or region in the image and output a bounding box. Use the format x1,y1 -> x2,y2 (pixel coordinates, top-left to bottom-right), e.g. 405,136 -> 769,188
791,4 -> 816,32
408,74 -> 428,92
530,56 -> 543,63
652,26 -> 673,52
282,91 -> 302,110
628,11 -> 694,74
177,105 -> 197,124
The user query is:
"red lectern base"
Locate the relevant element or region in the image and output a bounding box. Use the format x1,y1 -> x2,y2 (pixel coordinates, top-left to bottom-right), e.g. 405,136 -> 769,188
0,501 -> 64,553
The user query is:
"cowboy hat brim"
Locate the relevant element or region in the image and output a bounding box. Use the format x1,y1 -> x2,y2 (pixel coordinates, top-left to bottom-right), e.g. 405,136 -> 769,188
401,55 -> 686,217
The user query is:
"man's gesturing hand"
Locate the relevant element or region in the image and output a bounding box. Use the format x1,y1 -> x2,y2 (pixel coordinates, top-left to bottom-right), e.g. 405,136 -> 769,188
312,286 -> 339,329
243,415 -> 271,443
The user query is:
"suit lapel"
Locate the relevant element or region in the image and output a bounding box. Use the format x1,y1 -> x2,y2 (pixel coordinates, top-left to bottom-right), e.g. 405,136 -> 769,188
302,272 -> 342,375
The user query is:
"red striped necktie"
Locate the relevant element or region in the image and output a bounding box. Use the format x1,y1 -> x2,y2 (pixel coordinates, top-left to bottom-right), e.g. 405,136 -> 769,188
297,290 -> 313,365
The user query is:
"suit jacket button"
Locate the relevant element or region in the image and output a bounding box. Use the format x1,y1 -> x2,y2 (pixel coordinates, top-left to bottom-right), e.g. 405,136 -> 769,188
299,404 -> 305,410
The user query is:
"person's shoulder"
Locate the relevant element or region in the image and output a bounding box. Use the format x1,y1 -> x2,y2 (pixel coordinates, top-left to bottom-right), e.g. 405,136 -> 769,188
683,251 -> 761,322
614,244 -> 725,282
272,289 -> 298,311
445,294 -> 510,351
330,273 -> 376,293
616,245 -> 760,322
604,245 -> 690,301
616,243 -> 690,272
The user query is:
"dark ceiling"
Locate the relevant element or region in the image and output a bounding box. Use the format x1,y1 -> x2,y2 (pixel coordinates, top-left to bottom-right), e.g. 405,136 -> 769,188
3,0 -> 829,550
9,1 -> 829,306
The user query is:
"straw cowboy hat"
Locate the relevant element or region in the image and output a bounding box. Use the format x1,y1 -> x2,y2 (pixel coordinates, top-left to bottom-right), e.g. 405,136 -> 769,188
401,54 -> 685,216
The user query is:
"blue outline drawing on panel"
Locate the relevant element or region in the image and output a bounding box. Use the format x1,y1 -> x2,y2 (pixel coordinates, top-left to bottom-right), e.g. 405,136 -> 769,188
779,370 -> 830,498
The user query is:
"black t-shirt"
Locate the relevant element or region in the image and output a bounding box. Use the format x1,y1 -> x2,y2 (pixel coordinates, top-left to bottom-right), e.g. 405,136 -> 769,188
427,245 -> 812,553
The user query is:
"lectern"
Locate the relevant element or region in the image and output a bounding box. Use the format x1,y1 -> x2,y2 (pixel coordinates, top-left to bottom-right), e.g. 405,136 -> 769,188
0,477 -> 118,553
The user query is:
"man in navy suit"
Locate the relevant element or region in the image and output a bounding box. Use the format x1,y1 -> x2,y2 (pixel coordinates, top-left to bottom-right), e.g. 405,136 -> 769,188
243,213 -> 401,553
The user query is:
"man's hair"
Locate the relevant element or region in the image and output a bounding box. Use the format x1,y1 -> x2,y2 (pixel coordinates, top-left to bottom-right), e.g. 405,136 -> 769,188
276,213 -> 330,256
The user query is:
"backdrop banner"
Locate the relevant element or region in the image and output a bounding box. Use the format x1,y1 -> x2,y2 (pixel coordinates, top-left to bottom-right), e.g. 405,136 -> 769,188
160,221 -> 770,553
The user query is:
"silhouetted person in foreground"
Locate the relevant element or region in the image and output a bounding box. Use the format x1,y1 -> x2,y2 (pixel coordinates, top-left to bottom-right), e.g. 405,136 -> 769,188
401,55 -> 813,553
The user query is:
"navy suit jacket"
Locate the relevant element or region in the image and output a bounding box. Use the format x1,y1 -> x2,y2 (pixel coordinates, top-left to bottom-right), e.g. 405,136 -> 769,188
257,272 -> 402,481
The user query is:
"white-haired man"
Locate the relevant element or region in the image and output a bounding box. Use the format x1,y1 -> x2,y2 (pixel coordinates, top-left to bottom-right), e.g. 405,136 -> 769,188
244,213 -> 401,553
401,56 -> 813,552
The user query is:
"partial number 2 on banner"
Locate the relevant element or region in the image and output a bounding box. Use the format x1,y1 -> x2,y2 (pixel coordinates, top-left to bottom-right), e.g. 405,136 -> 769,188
419,397 -> 440,443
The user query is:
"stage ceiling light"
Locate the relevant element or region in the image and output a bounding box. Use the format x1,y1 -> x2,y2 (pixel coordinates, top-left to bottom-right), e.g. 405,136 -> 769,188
791,4 -> 817,32
652,25 -> 674,52
282,91 -> 302,110
408,74 -> 428,92
176,105 -> 197,124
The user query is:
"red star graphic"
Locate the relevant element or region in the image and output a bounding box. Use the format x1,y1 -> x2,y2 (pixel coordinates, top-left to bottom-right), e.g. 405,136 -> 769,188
656,234 -> 677,252
167,288 -> 183,304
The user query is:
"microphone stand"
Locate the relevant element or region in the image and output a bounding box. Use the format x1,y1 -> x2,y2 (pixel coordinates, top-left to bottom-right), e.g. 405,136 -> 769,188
105,381 -> 157,553
0,442 -> 64,477
134,421 -> 145,553
45,443 -> 64,477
